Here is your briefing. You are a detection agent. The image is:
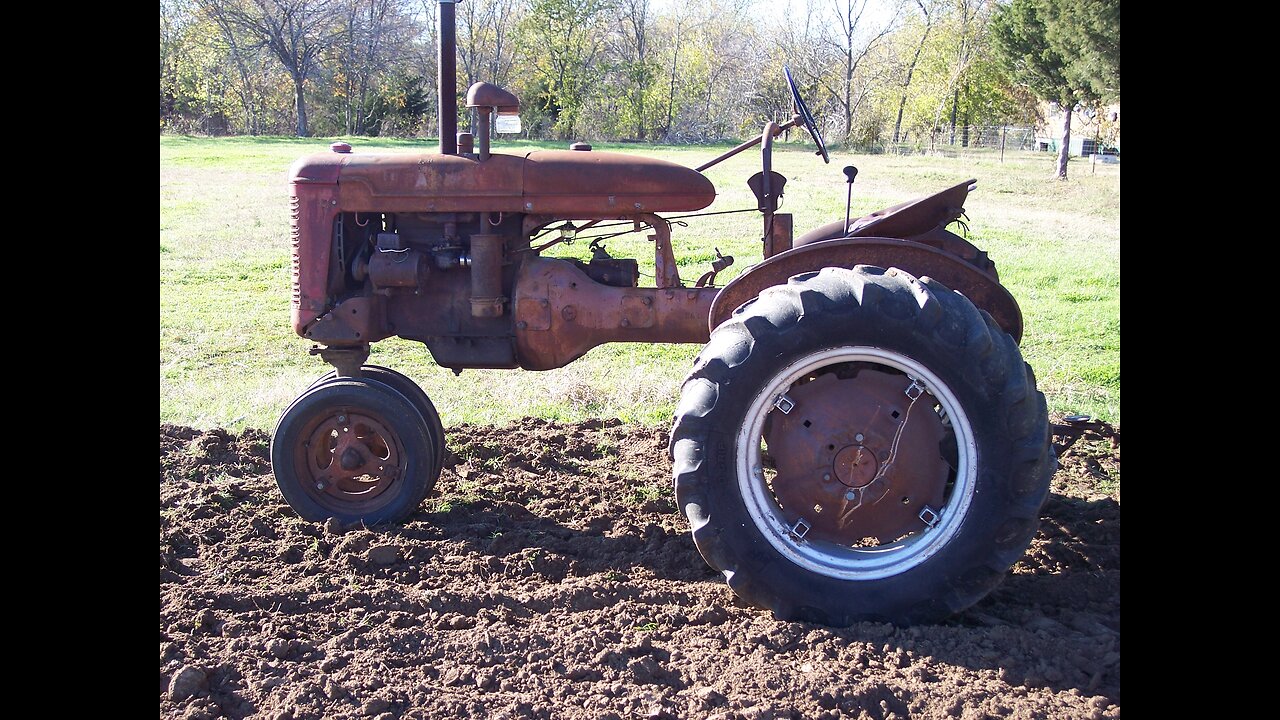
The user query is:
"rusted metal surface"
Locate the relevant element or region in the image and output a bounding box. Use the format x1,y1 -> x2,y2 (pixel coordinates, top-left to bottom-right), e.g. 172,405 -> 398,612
335,153 -> 528,213
298,407 -> 404,511
637,213 -> 682,288
747,172 -> 787,214
289,174 -> 340,337
764,212 -> 793,259
512,257 -> 715,370
793,179 -> 997,280
522,151 -> 714,214
694,248 -> 735,287
310,345 -> 370,379
290,149 -> 715,217
469,233 -> 506,317
695,115 -> 800,173
305,296 -> 389,345
760,121 -> 779,217
764,370 -> 948,545
466,82 -> 519,111
709,237 -> 1024,342
817,179 -> 972,241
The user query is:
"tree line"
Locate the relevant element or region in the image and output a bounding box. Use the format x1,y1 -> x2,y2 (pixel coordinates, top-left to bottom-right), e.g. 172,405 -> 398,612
160,0 -> 1118,162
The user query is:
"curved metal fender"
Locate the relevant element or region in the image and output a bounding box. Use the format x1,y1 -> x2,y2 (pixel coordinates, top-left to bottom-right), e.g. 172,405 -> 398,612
708,237 -> 1024,343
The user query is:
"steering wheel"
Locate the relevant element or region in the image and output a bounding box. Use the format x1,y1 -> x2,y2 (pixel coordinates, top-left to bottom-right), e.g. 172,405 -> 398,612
784,66 -> 830,164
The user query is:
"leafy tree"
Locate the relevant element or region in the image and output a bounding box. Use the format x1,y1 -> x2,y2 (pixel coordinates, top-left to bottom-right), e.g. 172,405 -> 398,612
612,0 -> 656,140
991,0 -> 1108,178
820,0 -> 901,143
518,0 -> 613,140
199,0 -> 341,137
1044,0 -> 1118,101
891,0 -> 940,144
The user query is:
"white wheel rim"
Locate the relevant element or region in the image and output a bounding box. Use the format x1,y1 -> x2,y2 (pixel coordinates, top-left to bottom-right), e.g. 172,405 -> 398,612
735,346 -> 977,580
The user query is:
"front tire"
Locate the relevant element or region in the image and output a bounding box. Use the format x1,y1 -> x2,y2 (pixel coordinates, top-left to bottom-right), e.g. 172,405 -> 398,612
669,265 -> 1053,625
271,378 -> 438,524
303,365 -> 446,481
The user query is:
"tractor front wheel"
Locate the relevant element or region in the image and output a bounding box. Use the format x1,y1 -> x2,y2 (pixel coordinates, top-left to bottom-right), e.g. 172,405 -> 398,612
271,378 -> 438,525
303,365 -> 446,481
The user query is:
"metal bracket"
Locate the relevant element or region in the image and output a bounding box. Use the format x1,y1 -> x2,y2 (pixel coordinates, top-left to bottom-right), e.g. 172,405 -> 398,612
905,378 -> 926,401
788,518 -> 811,540
918,506 -> 940,529
773,393 -> 796,414
310,344 -> 370,378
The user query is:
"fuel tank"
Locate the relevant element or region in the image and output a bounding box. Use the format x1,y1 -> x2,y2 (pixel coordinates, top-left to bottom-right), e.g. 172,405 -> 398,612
288,148 -> 716,215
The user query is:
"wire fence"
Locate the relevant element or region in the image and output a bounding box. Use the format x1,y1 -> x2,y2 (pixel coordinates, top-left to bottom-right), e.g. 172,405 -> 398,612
845,125 -> 1119,160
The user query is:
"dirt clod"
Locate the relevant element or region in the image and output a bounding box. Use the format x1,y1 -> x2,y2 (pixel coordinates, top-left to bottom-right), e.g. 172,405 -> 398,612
168,665 -> 206,702
365,544 -> 400,566
161,418 -> 1120,719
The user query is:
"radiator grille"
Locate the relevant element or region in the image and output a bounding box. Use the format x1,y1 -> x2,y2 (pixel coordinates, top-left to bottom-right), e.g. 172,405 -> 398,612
289,194 -> 301,311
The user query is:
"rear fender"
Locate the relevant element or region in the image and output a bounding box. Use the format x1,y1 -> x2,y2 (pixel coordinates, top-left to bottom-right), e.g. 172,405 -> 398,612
708,237 -> 1023,343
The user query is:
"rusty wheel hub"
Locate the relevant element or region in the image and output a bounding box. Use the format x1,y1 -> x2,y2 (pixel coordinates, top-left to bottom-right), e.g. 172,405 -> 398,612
302,410 -> 403,506
763,368 -> 950,545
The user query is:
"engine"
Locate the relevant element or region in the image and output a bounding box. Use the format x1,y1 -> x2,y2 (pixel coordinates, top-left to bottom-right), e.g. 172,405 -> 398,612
288,145 -> 715,371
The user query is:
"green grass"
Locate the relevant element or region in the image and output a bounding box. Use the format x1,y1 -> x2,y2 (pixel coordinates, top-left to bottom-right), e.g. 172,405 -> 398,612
160,135 -> 1119,431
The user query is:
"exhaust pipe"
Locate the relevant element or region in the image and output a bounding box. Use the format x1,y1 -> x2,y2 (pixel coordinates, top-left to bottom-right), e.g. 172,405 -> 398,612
437,1 -> 458,155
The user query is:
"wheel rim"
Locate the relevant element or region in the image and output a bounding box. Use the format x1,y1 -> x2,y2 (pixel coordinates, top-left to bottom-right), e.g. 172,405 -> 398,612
735,346 -> 976,580
296,407 -> 405,512
304,366 -> 445,480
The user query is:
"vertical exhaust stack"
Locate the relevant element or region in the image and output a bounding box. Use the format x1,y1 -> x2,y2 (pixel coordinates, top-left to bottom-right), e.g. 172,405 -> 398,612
437,0 -> 458,155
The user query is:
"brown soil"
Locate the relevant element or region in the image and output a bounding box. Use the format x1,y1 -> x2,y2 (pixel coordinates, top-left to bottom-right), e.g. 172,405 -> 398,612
160,418 -> 1120,720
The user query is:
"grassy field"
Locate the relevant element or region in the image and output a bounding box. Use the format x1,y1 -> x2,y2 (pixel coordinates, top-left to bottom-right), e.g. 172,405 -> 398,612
160,135 -> 1119,431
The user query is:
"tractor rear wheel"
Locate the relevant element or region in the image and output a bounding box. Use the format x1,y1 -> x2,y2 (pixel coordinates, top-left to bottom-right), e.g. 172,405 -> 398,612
669,265 -> 1054,625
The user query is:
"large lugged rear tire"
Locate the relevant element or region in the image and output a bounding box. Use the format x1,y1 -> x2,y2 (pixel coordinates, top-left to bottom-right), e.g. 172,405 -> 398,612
670,265 -> 1054,626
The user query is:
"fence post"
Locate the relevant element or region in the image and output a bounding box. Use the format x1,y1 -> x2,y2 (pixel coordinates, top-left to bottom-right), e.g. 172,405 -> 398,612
1000,127 -> 1006,163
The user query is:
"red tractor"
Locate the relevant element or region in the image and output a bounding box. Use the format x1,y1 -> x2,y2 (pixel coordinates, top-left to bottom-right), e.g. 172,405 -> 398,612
272,1 -> 1054,626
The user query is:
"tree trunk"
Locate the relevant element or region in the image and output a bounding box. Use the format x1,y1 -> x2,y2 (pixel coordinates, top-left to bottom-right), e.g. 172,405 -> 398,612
1056,109 -> 1071,179
845,43 -> 853,141
294,76 -> 309,137
664,29 -> 680,139
948,87 -> 958,145
892,103 -> 907,145
892,9 -> 932,145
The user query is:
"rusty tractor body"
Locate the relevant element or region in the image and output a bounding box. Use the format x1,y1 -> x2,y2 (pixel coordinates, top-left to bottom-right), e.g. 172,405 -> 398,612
270,1 -> 1055,627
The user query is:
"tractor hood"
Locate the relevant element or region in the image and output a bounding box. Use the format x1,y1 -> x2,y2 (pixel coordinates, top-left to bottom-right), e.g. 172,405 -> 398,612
289,148 -> 716,215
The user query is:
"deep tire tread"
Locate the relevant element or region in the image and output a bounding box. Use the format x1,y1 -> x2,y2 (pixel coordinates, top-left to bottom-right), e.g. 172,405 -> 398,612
670,266 -> 1054,626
